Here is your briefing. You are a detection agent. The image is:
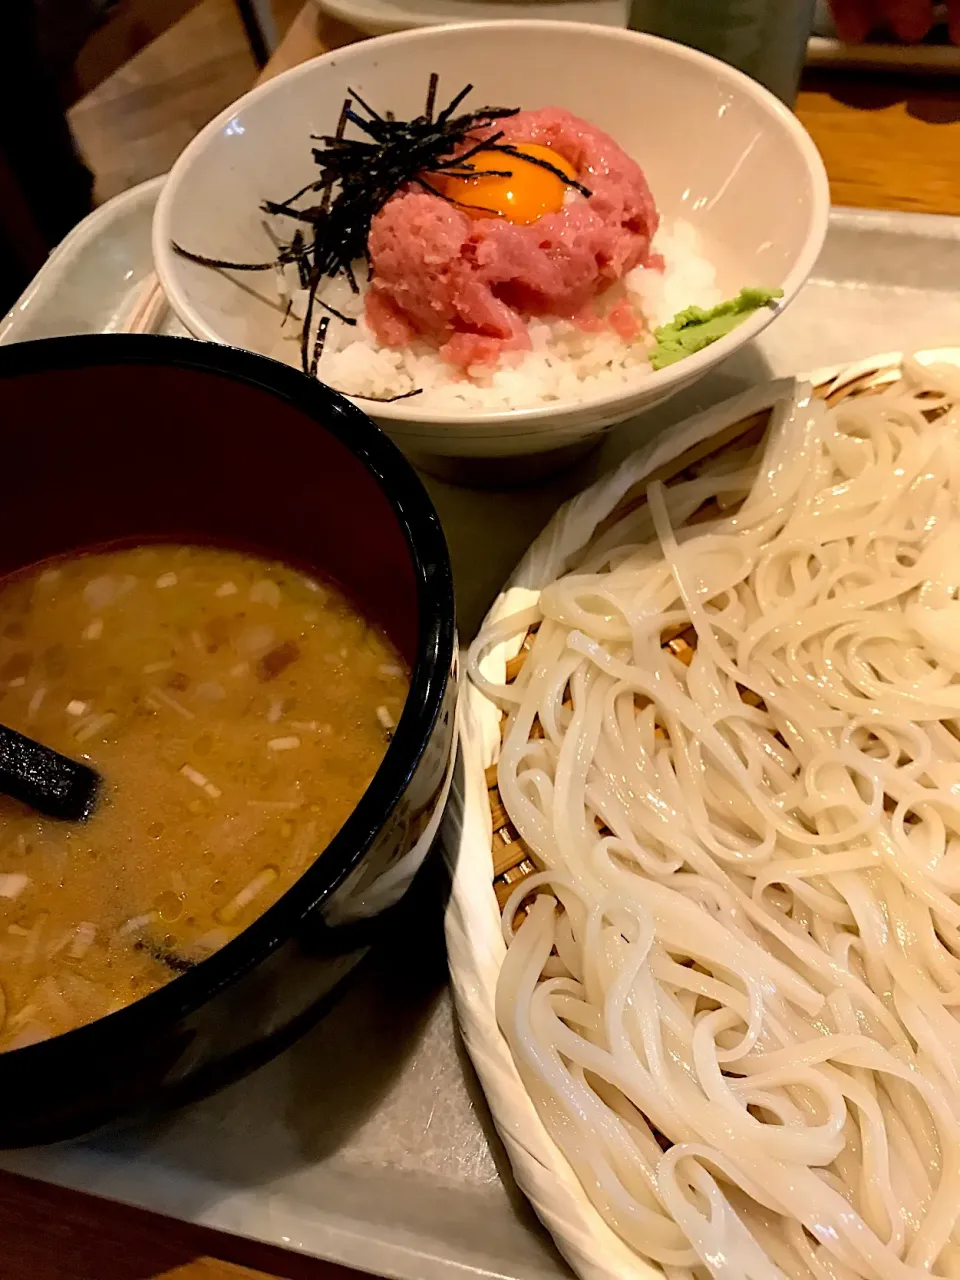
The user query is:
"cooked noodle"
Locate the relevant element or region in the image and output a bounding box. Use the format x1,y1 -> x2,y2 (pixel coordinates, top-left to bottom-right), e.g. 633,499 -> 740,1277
468,359 -> 960,1280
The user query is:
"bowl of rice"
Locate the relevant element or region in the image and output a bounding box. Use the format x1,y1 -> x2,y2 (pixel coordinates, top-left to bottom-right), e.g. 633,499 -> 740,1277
154,21 -> 828,472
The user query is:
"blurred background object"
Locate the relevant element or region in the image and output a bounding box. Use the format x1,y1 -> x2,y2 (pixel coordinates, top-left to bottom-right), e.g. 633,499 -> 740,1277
68,0 -> 303,204
810,0 -> 960,67
0,0 -> 101,310
814,0 -> 846,34
309,0 -> 627,40
0,0 -> 290,313
818,0 -> 955,42
814,0 -> 960,67
628,0 -> 816,102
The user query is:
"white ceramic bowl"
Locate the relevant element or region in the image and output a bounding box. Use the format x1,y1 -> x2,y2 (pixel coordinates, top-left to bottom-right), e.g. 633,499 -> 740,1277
153,21 -> 829,470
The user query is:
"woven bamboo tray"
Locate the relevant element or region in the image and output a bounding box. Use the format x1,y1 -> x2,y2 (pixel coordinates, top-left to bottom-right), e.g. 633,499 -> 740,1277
444,348 -> 960,1280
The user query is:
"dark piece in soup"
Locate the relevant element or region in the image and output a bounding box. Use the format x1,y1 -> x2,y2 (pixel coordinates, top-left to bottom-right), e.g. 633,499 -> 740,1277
0,545 -> 409,1051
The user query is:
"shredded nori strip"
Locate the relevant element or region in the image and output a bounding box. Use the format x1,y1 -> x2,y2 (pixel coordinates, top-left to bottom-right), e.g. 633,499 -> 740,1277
170,246 -> 277,271
309,313 -> 330,379
424,71 -> 438,124
349,387 -> 424,403
171,77 -> 592,385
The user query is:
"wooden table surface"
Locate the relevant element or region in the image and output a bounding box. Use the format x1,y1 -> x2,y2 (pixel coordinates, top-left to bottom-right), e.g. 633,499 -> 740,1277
5,9 -> 960,1279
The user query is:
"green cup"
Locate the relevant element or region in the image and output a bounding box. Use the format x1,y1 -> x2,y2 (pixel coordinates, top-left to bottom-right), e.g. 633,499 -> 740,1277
629,0 -> 816,104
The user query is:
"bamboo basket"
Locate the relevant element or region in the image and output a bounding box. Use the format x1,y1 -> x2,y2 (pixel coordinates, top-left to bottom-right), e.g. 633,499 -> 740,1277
443,349 -> 960,1280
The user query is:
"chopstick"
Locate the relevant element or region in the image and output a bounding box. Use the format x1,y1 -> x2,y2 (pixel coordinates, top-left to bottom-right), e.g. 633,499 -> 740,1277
119,273 -> 168,335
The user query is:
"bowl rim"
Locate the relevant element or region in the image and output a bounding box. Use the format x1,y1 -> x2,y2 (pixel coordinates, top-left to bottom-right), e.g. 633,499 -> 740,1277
0,333 -> 456,1067
153,18 -> 831,430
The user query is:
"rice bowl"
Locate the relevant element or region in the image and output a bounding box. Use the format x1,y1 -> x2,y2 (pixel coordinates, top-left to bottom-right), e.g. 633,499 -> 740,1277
154,21 -> 830,464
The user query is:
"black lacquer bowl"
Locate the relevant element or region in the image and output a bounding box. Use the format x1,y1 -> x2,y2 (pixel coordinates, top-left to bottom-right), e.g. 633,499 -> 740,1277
0,335 -> 457,1146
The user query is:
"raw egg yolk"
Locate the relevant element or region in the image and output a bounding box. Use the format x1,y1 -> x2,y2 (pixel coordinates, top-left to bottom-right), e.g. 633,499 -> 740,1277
438,144 -> 576,226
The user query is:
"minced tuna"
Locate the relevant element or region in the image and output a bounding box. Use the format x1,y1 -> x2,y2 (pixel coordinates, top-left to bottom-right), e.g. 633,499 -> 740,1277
365,107 -> 660,371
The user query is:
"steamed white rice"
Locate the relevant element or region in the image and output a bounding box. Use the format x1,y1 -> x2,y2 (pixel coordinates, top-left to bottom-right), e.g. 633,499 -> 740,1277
273,219 -> 719,412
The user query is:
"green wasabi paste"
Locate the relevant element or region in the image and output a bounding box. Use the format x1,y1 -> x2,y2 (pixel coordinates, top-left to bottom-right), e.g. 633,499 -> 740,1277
651,287 -> 784,371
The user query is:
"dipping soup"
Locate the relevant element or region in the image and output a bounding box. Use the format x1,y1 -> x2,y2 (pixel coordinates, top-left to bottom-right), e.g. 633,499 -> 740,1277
0,544 -> 409,1051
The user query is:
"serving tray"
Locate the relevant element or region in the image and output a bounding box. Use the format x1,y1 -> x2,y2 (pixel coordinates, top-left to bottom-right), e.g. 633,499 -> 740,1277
0,180 -> 959,1280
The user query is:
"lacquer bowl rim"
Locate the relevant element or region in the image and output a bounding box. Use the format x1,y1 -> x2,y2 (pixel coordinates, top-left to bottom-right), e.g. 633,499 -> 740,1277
0,333 -> 455,1069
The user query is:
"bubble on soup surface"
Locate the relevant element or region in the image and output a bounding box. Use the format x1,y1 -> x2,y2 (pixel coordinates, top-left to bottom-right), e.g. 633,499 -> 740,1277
156,892 -> 183,922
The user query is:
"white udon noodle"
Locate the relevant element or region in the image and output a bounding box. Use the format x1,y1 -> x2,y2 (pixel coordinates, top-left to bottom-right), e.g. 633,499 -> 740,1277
467,359 -> 960,1280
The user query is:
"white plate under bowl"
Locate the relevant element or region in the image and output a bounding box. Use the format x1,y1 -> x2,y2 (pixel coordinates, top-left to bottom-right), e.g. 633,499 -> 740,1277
153,20 -> 828,468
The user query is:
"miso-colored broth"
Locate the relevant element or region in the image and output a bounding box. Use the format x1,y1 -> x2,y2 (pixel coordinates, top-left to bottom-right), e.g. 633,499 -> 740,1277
0,545 -> 409,1051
